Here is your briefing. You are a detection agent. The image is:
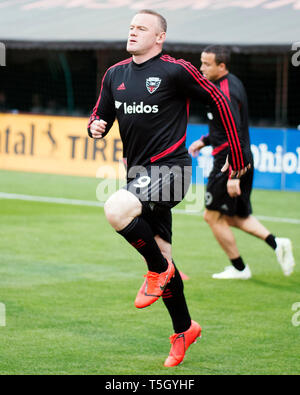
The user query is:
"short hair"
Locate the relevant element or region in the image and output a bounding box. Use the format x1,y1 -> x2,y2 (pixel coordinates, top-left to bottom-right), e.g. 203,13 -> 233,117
203,45 -> 231,68
137,9 -> 167,33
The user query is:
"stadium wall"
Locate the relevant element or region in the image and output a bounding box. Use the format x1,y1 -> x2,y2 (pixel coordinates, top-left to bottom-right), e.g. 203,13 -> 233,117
0,113 -> 300,191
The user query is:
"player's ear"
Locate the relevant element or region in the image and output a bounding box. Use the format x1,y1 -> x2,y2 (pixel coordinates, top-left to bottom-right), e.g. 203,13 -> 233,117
157,31 -> 166,45
219,62 -> 227,72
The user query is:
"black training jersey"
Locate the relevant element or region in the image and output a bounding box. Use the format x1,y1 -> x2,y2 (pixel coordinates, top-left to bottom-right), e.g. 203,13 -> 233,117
201,73 -> 252,162
88,53 -> 248,171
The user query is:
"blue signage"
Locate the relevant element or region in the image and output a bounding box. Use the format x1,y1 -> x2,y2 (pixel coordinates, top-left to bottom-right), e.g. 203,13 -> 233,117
187,124 -> 300,191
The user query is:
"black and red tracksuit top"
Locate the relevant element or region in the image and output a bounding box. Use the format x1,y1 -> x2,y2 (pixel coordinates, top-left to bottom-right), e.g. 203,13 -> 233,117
88,53 -> 249,172
201,72 -> 252,164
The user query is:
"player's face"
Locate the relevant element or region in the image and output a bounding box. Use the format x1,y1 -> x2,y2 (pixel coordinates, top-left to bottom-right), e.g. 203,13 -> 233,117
200,52 -> 223,81
127,13 -> 165,56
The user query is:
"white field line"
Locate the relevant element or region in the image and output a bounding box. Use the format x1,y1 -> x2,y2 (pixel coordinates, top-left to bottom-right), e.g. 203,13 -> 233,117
1,192 -> 300,225
0,192 -> 103,207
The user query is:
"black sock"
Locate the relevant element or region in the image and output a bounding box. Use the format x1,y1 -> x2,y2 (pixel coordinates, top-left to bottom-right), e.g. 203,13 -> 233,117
265,234 -> 277,250
117,217 -> 168,273
162,261 -> 192,334
231,256 -> 246,271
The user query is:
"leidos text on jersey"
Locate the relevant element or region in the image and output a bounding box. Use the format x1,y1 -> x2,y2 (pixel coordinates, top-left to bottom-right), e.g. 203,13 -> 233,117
123,101 -> 159,114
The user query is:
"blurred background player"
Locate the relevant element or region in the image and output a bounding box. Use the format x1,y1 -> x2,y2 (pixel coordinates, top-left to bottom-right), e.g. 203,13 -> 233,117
88,12 -> 250,366
189,45 -> 295,279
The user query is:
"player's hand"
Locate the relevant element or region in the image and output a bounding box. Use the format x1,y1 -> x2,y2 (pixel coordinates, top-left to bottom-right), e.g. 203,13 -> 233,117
90,120 -> 107,139
221,155 -> 251,178
230,163 -> 251,179
188,139 -> 205,157
227,179 -> 241,198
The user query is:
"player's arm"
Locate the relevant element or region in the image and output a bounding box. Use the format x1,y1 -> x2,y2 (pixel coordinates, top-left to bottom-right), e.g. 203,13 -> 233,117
176,61 -> 250,176
188,138 -> 205,157
200,134 -> 211,146
87,69 -> 116,139
188,131 -> 211,157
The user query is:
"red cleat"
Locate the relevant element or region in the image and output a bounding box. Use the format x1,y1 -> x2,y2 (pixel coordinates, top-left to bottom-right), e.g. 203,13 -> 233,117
135,260 -> 175,309
164,320 -> 202,367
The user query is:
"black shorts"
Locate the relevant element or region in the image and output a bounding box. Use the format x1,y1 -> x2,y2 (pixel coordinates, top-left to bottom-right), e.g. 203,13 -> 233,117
124,161 -> 192,243
205,160 -> 254,218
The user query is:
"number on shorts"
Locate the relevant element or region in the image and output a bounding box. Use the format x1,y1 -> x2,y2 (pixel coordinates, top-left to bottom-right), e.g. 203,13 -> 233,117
133,176 -> 151,189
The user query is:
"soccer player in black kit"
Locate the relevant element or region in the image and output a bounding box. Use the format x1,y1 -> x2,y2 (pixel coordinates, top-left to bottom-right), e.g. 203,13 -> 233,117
189,45 -> 295,279
88,12 -> 250,367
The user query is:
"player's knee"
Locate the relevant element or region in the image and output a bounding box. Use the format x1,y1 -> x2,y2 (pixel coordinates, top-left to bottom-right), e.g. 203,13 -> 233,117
104,201 -> 120,228
104,193 -> 126,226
203,209 -> 218,226
104,190 -> 141,228
203,209 -> 212,225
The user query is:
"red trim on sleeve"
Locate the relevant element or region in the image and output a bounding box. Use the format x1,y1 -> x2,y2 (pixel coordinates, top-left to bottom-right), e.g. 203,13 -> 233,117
212,142 -> 229,156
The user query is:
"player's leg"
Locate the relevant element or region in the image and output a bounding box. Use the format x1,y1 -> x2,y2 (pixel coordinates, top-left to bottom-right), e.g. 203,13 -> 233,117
203,209 -> 251,279
155,236 -> 191,332
145,165 -> 201,366
204,209 -> 240,260
225,215 -> 270,240
106,168 -> 179,308
154,235 -> 172,261
205,166 -> 246,268
204,163 -> 255,279
225,215 -> 295,276
225,163 -> 295,276
154,234 -> 201,367
104,188 -> 169,275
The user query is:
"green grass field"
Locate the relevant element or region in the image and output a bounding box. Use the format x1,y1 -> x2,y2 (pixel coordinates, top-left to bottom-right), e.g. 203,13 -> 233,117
0,170 -> 299,375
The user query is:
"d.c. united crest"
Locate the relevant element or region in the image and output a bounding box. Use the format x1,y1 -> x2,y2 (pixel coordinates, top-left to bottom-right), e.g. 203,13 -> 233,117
146,77 -> 161,94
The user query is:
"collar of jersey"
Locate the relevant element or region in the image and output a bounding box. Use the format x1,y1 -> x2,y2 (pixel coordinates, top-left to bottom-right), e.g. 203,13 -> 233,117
131,52 -> 163,70
215,72 -> 230,84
